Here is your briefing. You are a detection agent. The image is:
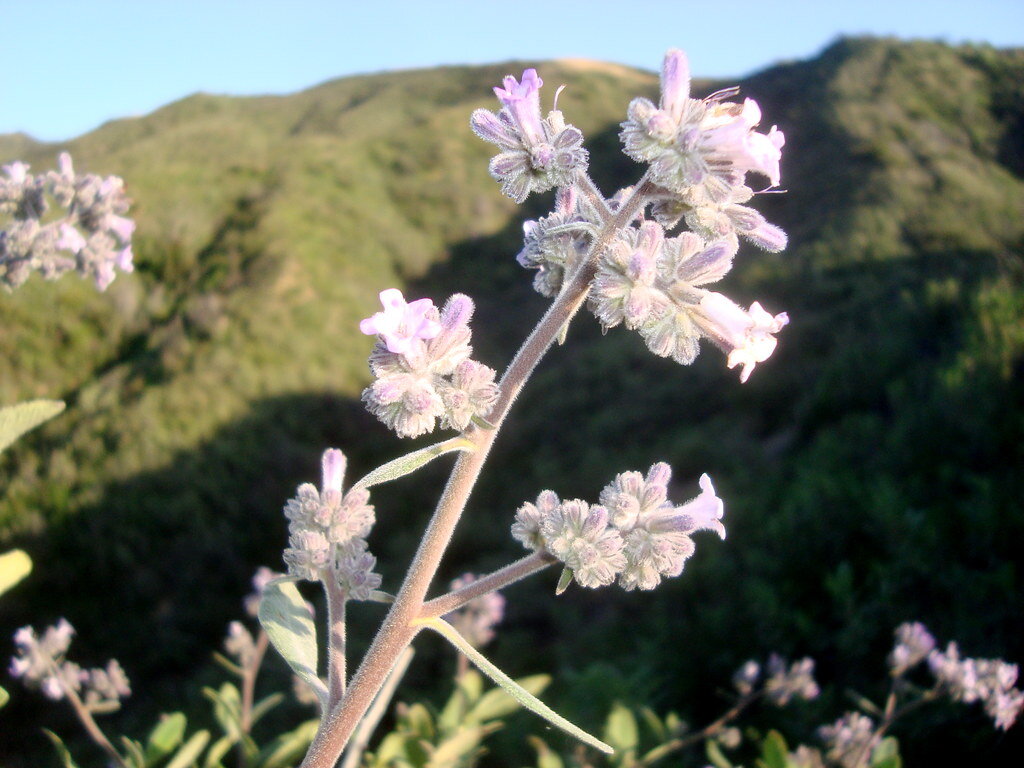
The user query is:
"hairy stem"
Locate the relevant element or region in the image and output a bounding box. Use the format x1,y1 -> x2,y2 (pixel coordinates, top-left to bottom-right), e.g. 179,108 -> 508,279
326,580 -> 349,706
420,551 -> 556,619
640,692 -> 760,766
339,647 -> 415,768
300,173 -> 654,768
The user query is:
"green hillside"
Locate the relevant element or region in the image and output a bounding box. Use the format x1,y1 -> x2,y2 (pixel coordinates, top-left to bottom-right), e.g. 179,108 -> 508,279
2,38 -> 1023,764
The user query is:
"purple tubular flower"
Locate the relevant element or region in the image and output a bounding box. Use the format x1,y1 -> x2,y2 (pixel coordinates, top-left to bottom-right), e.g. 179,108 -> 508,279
359,288 -> 442,355
660,49 -> 691,122
494,68 -> 545,145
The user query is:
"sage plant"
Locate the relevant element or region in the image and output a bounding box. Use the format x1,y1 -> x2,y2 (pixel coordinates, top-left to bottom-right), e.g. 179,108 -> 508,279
255,48 -> 794,768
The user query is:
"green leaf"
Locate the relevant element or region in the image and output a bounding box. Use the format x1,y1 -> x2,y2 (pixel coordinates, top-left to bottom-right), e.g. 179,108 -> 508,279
438,669 -> 484,733
250,691 -> 285,726
256,718 -> 319,768
166,730 -> 211,768
0,549 -> 32,597
705,739 -> 734,768
145,712 -> 187,762
203,684 -> 243,738
418,617 -> 613,754
639,706 -> 666,743
758,730 -> 790,768
603,702 -> 639,754
42,730 -> 80,768
467,674 -> 550,723
0,685 -> 8,709
0,399 -> 65,453
119,738 -> 146,768
204,734 -> 235,768
527,736 -> 564,768
429,723 -> 500,768
403,703 -> 436,741
351,436 -> 476,490
257,577 -> 328,708
555,567 -> 573,596
871,736 -> 902,768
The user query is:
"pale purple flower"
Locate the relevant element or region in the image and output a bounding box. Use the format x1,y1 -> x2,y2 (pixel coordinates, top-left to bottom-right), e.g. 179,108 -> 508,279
889,621 -> 936,676
540,500 -> 626,589
819,712 -> 878,768
360,289 -> 442,355
694,292 -> 789,382
494,69 -> 545,145
733,660 -> 761,696
56,223 -> 86,253
765,655 -> 820,705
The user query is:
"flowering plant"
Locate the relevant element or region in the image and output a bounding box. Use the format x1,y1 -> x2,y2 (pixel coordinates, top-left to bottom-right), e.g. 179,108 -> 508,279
4,48 -> 1021,768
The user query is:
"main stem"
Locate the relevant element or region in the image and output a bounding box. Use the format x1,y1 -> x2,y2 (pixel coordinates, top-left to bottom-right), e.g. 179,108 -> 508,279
300,173 -> 652,768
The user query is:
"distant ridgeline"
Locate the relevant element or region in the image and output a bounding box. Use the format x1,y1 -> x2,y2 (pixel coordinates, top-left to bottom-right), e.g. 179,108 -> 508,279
2,37 -> 1022,764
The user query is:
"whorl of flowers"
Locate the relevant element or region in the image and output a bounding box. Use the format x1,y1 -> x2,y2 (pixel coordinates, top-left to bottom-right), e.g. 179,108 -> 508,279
588,219 -> 787,381
818,712 -> 879,768
444,573 -> 506,649
9,619 -> 130,710
512,463 -> 724,591
282,448 -> 382,600
0,153 -> 134,291
764,654 -> 821,705
471,69 -> 589,202
360,290 -> 499,438
469,50 -> 791,383
928,641 -> 1024,730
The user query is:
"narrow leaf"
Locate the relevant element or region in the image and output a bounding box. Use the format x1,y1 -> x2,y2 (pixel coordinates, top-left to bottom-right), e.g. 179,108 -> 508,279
467,674 -> 550,723
705,739 -> 733,768
0,399 -> 65,453
555,567 -> 573,595
418,617 -> 613,754
0,549 -> 32,597
250,692 -> 285,726
0,685 -> 9,709
119,738 -> 146,768
528,736 -> 564,768
166,731 -> 211,768
204,734 -> 235,768
256,719 -> 320,768
351,437 -> 475,490
42,730 -> 80,768
257,578 -> 328,708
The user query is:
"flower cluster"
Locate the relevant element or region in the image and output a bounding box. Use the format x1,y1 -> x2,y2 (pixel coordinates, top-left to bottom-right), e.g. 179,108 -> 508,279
9,619 -> 130,710
887,620 -> 936,677
473,51 -> 790,383
588,219 -> 788,379
817,711 -> 878,768
928,639 -> 1024,730
0,153 -> 134,291
620,50 -> 785,239
282,448 -> 382,599
471,69 -> 588,202
730,654 -> 820,705
512,463 -> 724,591
444,573 -> 506,649
361,290 -> 499,438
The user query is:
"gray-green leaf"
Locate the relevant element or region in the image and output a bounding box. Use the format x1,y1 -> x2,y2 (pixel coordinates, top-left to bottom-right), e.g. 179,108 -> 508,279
419,617 -> 613,754
0,399 -> 65,453
351,436 -> 475,490
257,578 -> 328,709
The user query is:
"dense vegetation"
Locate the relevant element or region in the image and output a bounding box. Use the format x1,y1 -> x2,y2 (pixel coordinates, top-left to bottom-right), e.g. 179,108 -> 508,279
2,37 -> 1022,764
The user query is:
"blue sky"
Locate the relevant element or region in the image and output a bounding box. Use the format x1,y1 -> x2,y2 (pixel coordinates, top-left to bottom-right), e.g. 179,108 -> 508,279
2,0 -> 1022,142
